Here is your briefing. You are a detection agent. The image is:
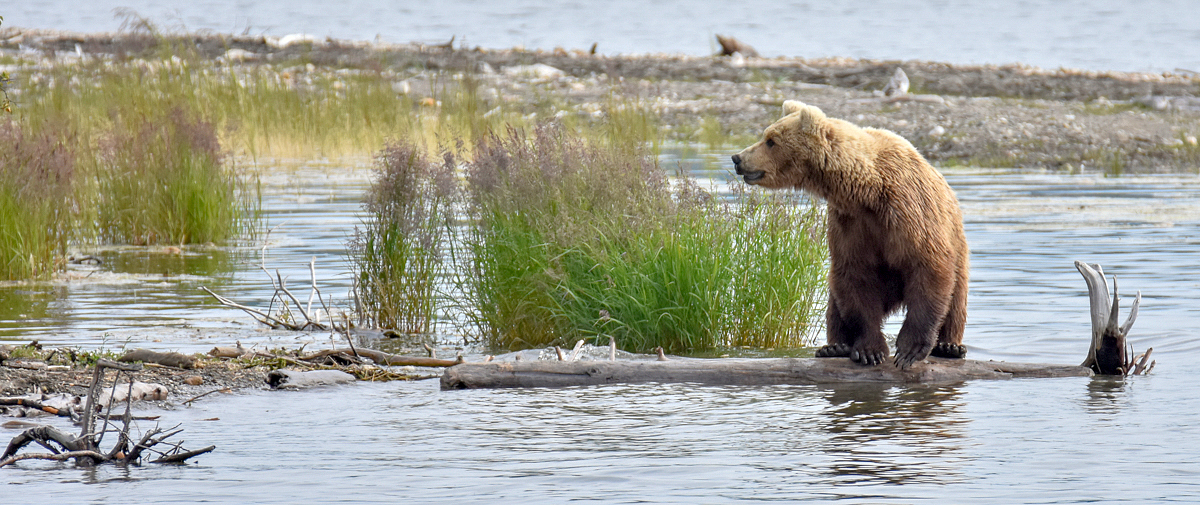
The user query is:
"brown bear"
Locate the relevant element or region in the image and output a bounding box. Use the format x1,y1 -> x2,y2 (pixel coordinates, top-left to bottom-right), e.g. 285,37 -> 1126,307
732,100 -> 969,369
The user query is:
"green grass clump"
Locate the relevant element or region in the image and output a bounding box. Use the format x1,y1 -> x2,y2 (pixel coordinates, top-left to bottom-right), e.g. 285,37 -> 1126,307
97,107 -> 251,245
349,141 -> 456,333
461,124 -> 827,353
0,121 -> 77,280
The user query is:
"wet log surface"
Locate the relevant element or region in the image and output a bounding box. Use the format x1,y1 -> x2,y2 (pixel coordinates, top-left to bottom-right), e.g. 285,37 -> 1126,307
441,357 -> 1092,390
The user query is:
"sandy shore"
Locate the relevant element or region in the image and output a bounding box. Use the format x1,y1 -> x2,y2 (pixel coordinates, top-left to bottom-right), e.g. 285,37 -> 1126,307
4,28 -> 1199,173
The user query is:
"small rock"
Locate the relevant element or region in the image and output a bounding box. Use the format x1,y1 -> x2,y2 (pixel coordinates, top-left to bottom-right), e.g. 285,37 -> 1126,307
503,64 -> 565,80
1134,95 -> 1171,111
184,376 -> 204,386
928,125 -> 946,137
221,48 -> 258,62
1186,135 -> 1197,146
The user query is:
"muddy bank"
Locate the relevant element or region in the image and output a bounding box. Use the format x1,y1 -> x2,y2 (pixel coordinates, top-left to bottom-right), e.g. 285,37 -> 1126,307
0,341 -> 438,409
4,28 -> 1200,172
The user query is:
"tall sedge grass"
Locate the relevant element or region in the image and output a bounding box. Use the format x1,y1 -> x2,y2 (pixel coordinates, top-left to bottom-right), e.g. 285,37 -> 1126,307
461,124 -> 827,353
349,141 -> 456,333
96,107 -> 250,245
0,121 -> 76,280
18,60 -> 524,159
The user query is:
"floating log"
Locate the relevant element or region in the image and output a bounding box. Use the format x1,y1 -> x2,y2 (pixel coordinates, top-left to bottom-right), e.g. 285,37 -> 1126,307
441,357 -> 1091,389
442,261 -> 1152,390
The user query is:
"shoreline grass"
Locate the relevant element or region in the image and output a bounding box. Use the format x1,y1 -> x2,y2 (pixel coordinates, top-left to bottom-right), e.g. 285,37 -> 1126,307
459,124 -> 826,353
97,107 -> 251,245
0,120 -> 77,280
349,141 -> 455,333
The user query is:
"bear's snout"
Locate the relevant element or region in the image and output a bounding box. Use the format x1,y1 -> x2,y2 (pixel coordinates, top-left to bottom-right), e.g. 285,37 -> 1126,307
731,153 -> 765,183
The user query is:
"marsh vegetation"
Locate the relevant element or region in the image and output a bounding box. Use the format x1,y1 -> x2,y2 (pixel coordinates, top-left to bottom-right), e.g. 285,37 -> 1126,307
2,28 -> 830,353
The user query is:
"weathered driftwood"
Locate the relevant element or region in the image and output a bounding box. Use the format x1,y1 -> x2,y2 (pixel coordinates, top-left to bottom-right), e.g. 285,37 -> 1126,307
200,256 -> 348,332
441,357 -> 1090,389
442,261 -> 1152,390
300,348 -> 462,368
266,370 -> 355,389
118,348 -> 197,369
1075,261 -> 1151,375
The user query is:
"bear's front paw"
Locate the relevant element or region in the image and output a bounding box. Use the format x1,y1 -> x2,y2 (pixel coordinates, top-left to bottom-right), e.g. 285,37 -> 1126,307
815,343 -> 852,358
850,347 -> 887,366
930,343 -> 967,359
844,340 -> 892,364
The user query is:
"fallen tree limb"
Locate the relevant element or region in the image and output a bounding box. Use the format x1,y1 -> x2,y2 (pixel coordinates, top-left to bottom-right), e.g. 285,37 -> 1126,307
118,349 -> 197,369
301,348 -> 461,368
441,357 -> 1092,389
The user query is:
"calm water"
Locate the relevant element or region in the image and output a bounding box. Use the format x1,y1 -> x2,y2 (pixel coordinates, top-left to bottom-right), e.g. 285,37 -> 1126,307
10,0 -> 1200,72
2,155 -> 1200,502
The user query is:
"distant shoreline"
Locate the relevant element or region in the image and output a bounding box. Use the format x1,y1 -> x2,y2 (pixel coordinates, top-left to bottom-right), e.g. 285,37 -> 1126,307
4,27 -> 1200,173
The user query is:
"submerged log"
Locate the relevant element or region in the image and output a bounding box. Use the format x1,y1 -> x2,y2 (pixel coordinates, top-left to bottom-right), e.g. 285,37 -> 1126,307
442,261 -> 1151,390
441,357 -> 1091,389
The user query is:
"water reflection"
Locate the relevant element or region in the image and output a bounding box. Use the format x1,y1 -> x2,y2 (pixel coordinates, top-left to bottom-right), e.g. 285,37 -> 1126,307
813,384 -> 968,486
1083,376 -> 1132,414
0,285 -> 68,337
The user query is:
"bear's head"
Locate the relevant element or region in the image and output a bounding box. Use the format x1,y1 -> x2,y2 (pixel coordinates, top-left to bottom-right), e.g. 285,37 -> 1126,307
732,100 -> 834,191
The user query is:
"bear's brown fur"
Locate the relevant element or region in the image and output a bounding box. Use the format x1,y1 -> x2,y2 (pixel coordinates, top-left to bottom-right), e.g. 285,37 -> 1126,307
732,100 -> 969,369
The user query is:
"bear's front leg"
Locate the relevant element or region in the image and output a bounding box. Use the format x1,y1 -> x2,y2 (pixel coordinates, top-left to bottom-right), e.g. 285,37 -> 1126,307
893,298 -> 946,369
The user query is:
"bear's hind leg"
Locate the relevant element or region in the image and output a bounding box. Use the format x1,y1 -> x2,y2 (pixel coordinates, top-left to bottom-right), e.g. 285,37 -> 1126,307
931,273 -> 968,359
816,296 -> 854,358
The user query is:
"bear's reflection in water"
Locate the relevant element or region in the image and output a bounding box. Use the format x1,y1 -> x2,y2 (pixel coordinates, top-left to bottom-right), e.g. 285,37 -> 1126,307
811,384 -> 969,486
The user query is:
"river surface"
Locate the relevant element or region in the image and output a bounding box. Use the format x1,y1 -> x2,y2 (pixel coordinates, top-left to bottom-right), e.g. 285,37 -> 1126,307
10,0 -> 1200,73
3,155 -> 1200,502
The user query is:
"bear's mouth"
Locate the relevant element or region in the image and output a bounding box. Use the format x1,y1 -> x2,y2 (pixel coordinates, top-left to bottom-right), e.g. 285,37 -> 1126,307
742,170 -> 766,184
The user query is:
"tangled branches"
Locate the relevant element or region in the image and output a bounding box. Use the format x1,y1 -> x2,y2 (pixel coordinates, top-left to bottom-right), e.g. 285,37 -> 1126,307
1,359 -> 213,467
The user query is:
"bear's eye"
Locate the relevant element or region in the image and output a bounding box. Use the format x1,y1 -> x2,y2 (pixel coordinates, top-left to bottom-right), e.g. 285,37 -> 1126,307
765,138 -> 776,148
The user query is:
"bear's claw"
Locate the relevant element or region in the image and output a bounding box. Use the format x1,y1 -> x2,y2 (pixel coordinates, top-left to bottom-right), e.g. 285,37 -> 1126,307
851,348 -> 886,366
930,343 -> 967,359
893,344 -> 934,369
815,343 -> 851,358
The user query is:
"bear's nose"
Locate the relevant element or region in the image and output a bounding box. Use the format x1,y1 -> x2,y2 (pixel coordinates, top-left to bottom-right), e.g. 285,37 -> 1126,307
731,154 -> 743,174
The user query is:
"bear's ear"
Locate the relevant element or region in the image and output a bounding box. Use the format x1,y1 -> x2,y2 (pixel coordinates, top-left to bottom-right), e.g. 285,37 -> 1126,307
781,100 -> 827,122
782,100 -> 806,116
